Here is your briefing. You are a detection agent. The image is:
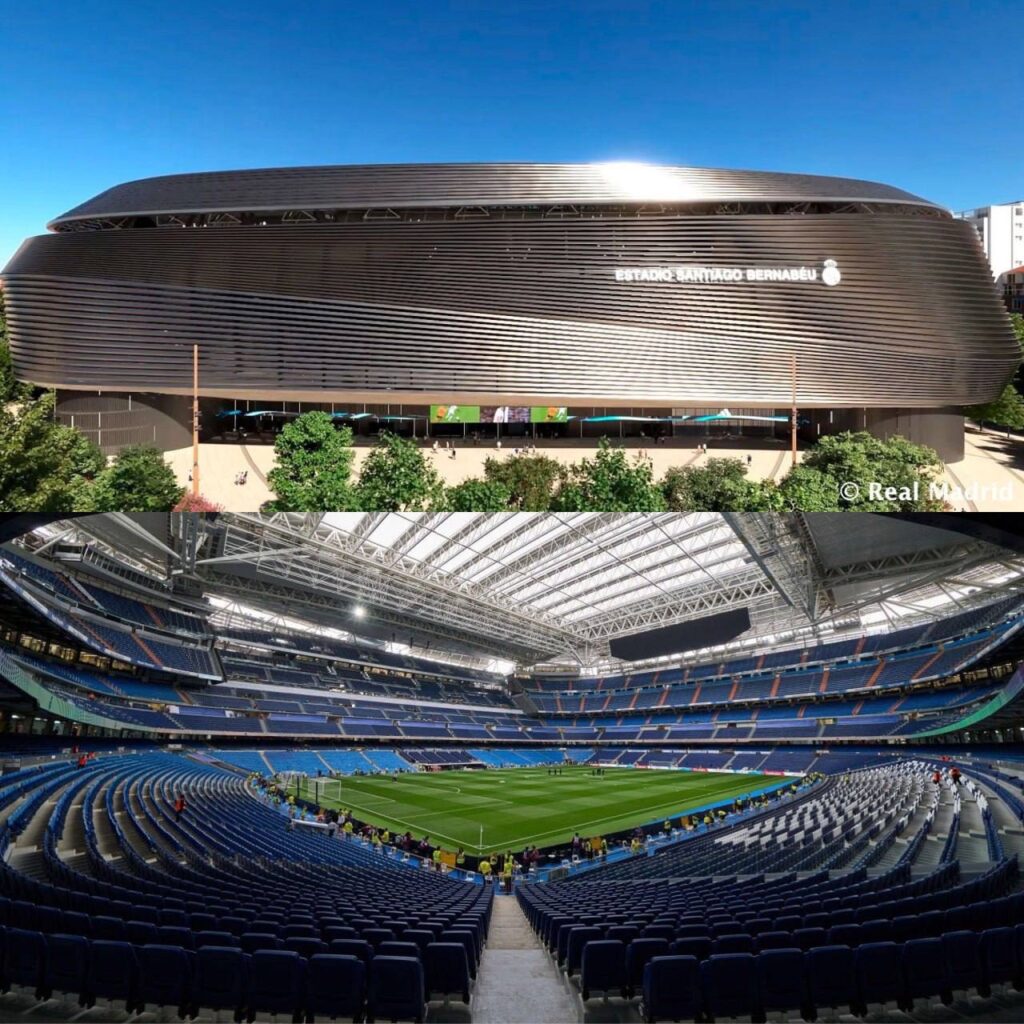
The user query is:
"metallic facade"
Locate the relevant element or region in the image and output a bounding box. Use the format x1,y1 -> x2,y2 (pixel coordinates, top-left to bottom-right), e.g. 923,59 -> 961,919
2,163 -> 1018,458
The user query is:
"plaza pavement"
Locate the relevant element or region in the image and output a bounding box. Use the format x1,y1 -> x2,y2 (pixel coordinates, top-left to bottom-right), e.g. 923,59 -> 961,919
164,427 -> 1022,513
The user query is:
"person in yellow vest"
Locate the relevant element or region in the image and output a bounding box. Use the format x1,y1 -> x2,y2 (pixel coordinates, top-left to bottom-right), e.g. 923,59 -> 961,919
381,829 -> 391,846
600,836 -> 608,859
703,813 -> 712,829
372,832 -> 382,852
663,819 -> 672,837
432,846 -> 442,872
343,818 -> 353,836
502,856 -> 514,893
480,859 -> 491,882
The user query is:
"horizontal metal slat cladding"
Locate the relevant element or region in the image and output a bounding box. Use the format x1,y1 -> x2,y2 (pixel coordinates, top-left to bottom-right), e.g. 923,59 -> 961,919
48,163 -> 935,226
1,163 -> 1016,411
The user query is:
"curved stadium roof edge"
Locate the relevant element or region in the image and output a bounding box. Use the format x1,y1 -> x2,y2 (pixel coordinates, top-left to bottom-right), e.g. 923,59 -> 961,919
48,161 -> 939,228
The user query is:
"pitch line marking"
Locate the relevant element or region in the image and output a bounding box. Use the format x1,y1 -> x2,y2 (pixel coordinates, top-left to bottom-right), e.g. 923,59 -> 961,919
304,771 -> 775,854
494,775 -> 773,849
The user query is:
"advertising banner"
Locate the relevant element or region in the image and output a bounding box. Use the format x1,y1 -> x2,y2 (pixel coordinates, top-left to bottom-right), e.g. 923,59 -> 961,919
480,406 -> 530,423
430,405 -> 481,423
530,406 -> 568,423
430,404 -> 569,424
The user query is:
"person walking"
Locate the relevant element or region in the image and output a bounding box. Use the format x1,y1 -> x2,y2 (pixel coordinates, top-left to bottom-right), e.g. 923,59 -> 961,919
173,794 -> 186,822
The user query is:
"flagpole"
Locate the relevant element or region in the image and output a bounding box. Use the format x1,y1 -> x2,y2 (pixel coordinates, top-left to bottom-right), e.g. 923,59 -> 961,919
790,354 -> 798,468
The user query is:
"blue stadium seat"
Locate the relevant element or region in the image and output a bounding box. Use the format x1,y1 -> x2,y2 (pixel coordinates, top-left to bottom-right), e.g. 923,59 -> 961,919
367,956 -> 425,1023
793,927 -> 827,952
125,921 -> 158,945
62,911 -> 92,937
330,938 -> 373,962
756,931 -> 793,951
245,949 -> 307,1021
712,933 -> 753,955
942,930 -> 985,996
192,946 -> 249,1019
284,937 -> 328,958
93,916 -> 127,941
440,929 -> 478,977
424,942 -> 471,1003
197,930 -> 239,949
700,953 -> 759,1020
890,915 -> 921,943
627,938 -> 670,996
860,919 -> 894,945
671,937 -> 712,961
581,939 -> 628,1000
855,941 -> 907,1012
827,924 -> 862,947
379,941 -> 421,960
85,940 -> 139,1010
805,945 -> 857,1014
137,944 -> 192,1015
42,933 -> 89,1003
757,948 -> 807,1017
241,932 -> 281,953
902,937 -> 951,1006
306,954 -> 365,1021
159,925 -> 195,949
641,955 -> 701,1023
2,927 -> 46,996
362,928 -> 396,949
981,927 -> 1020,990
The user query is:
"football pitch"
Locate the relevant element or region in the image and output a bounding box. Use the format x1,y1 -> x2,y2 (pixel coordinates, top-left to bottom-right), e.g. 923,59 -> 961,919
292,766 -> 775,855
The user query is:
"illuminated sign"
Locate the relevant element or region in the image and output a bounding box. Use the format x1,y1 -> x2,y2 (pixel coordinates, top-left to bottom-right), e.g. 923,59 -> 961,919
614,259 -> 841,286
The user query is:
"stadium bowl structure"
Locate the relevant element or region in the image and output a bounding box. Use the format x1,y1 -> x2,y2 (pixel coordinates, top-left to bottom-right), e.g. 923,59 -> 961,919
2,162 -> 1019,458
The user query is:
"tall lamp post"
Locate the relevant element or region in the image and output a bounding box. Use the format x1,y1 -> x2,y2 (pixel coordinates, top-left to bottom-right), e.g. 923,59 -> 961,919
192,343 -> 200,498
790,354 -> 798,469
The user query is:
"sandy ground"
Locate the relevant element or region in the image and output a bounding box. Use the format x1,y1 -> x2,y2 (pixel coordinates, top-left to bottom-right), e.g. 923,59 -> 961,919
164,429 -> 1023,512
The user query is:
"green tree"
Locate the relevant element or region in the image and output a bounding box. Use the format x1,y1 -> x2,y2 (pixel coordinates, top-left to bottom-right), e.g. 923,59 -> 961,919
266,412 -> 357,511
355,432 -> 444,511
662,457 -> 781,511
775,464 -> 843,511
1012,312 -> 1024,393
551,440 -> 667,511
91,445 -> 184,511
444,477 -> 512,511
483,454 -> 561,511
777,431 -> 944,511
965,382 -> 1024,430
0,392 -> 105,511
0,292 -> 16,403
971,312 -> 1024,425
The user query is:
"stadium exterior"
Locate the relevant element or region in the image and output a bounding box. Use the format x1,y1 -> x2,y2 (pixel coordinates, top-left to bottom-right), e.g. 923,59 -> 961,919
2,162 -> 1019,460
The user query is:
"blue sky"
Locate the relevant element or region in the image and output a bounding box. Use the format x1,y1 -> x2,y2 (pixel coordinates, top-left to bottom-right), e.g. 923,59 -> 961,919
1,0 -> 1020,267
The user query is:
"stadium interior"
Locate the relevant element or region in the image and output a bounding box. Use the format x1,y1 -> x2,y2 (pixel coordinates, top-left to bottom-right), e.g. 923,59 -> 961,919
1,511 -> 1023,1023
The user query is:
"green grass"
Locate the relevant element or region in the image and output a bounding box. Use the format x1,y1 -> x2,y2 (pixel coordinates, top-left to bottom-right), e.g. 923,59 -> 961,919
292,765 -> 774,855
